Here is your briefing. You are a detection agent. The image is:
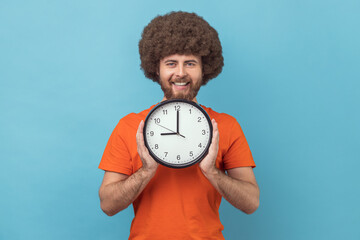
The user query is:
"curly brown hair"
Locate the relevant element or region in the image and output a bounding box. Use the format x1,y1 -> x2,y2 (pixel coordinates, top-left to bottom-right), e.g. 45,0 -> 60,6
138,11 -> 224,85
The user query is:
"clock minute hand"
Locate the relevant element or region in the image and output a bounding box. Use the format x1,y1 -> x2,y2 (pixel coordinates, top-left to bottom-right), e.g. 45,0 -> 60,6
176,110 -> 185,138
177,110 -> 179,133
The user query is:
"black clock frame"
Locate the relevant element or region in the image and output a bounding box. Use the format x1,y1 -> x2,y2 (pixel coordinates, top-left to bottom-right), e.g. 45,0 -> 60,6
143,99 -> 213,169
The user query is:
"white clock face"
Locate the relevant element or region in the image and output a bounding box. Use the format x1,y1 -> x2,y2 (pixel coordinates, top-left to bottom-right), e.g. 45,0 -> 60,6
144,99 -> 212,168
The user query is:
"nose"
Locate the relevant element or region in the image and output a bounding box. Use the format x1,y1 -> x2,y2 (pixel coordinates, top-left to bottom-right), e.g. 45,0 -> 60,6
175,64 -> 187,78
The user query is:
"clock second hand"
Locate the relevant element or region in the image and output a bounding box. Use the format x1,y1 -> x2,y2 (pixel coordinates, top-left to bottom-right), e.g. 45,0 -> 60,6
155,122 -> 186,138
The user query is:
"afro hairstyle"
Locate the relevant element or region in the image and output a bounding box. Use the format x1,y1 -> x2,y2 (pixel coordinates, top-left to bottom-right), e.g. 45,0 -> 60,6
138,11 -> 224,85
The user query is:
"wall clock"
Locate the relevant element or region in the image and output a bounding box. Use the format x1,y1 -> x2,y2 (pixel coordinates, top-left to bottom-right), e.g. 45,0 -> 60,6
143,99 -> 212,168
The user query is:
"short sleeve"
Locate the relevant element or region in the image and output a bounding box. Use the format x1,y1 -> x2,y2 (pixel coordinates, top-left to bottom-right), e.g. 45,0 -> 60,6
98,119 -> 133,175
223,120 -> 256,170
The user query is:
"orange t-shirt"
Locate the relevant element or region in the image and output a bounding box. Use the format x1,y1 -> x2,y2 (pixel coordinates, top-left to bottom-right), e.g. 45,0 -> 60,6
99,104 -> 256,240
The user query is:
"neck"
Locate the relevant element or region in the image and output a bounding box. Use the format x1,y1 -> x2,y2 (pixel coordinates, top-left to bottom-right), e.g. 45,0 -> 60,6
161,96 -> 198,103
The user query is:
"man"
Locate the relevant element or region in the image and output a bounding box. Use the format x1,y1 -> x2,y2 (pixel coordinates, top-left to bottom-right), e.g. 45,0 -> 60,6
99,11 -> 259,239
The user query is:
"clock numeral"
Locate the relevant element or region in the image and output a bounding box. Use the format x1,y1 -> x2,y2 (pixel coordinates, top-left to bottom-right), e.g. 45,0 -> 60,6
189,109 -> 192,114
163,110 -> 168,115
198,143 -> 202,148
155,144 -> 159,149
154,118 -> 160,124
177,155 -> 181,160
202,130 -> 206,135
198,117 -> 201,122
189,151 -> 193,157
164,152 -> 168,157
150,131 -> 154,136
174,105 -> 181,111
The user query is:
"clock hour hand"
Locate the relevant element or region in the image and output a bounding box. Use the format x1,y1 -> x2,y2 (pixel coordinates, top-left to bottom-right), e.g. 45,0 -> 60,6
160,132 -> 186,138
161,132 -> 177,135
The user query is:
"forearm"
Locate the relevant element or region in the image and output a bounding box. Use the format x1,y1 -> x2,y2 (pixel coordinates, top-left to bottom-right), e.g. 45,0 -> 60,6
99,168 -> 153,216
204,169 -> 259,214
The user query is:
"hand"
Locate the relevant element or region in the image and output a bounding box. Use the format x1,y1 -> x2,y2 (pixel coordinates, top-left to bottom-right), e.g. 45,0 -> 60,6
136,120 -> 159,177
199,119 -> 219,177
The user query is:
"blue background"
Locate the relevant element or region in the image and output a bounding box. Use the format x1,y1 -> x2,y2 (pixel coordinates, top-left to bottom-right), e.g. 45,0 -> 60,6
1,0 -> 359,239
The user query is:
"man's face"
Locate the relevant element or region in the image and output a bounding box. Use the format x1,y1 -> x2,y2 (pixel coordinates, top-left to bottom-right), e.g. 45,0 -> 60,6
158,54 -> 203,102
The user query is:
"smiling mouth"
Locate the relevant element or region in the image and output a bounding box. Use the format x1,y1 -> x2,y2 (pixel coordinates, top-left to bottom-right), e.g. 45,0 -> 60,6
171,81 -> 190,91
173,82 -> 189,86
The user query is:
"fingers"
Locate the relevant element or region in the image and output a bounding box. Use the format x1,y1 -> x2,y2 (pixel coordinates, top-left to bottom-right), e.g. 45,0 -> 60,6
136,120 -> 158,173
212,119 -> 219,143
137,120 -> 144,134
136,120 -> 143,145
136,120 -> 147,155
209,119 -> 219,153
199,119 -> 219,173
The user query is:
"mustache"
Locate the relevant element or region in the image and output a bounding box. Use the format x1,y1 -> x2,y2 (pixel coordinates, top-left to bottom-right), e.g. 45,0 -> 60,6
171,76 -> 191,83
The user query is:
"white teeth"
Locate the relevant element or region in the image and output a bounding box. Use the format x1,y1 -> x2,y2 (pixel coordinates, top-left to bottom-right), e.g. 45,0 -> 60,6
174,82 -> 188,86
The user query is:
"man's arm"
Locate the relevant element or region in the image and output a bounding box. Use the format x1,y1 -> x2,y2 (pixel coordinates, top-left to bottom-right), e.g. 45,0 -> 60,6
99,120 -> 158,216
202,167 -> 259,214
200,120 -> 260,214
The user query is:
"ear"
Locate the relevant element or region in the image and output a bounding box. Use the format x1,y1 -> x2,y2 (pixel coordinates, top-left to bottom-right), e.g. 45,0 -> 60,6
156,64 -> 160,75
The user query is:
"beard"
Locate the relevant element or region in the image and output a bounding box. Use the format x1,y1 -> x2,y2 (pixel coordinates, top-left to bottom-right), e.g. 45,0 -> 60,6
160,76 -> 202,101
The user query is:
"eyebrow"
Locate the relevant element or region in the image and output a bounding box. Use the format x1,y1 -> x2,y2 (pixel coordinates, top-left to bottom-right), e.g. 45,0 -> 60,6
164,59 -> 198,63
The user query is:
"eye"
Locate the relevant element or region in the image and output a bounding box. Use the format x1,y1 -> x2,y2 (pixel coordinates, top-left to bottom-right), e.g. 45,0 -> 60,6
166,62 -> 176,67
186,62 -> 196,67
